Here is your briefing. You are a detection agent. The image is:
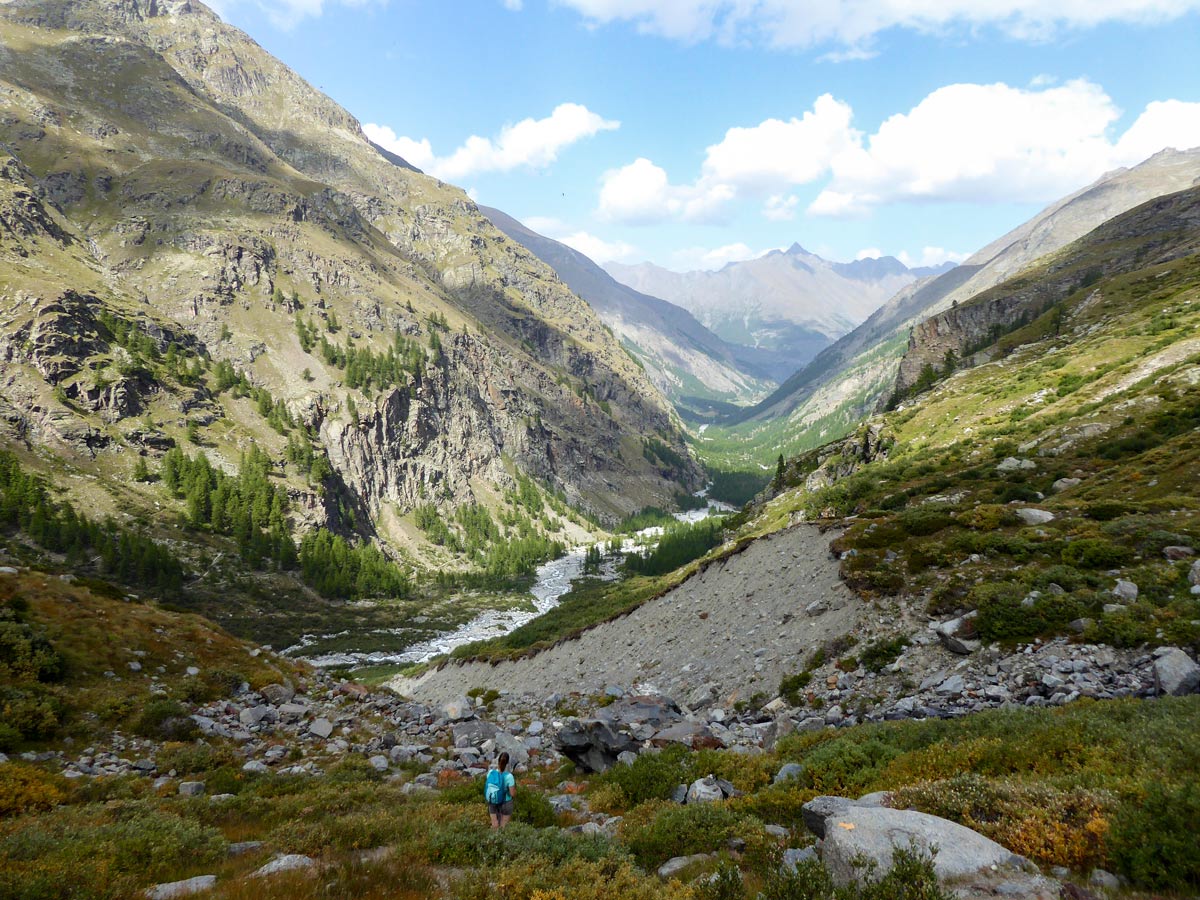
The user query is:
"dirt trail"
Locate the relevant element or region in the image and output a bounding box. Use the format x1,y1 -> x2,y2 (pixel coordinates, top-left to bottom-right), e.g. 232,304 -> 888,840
393,524 -> 866,707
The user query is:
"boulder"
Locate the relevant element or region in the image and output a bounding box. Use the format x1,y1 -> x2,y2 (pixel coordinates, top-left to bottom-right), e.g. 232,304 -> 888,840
685,775 -> 725,805
492,731 -> 530,769
801,795 -> 852,838
251,854 -> 316,878
782,847 -> 818,871
658,853 -> 712,879
553,719 -> 639,772
144,876 -> 217,899
242,761 -> 270,775
1190,560 -> 1200,586
1015,508 -> 1056,526
452,719 -> 498,746
1052,477 -> 1082,493
935,613 -> 980,655
1162,545 -> 1195,560
1153,648 -> 1200,696
308,718 -> 334,739
1112,580 -> 1139,602
441,696 -> 475,721
259,682 -> 295,705
996,457 -> 1036,473
774,763 -> 805,785
651,720 -> 723,750
368,755 -> 389,772
820,807 -> 1018,886
178,781 -> 205,797
594,694 -> 681,729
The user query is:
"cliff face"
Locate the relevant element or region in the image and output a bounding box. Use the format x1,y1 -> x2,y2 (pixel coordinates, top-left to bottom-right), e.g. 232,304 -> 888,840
894,186 -> 1200,397
0,0 -> 701,535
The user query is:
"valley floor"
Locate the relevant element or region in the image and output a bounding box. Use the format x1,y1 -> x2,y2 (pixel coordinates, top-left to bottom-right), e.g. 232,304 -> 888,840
395,524 -> 861,705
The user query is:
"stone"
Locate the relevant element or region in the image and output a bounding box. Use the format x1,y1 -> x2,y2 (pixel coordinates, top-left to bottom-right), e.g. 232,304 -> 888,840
1153,648 -> 1200,696
651,720 -> 722,750
1052,477 -> 1081,493
308,718 -> 334,739
441,696 -> 476,721
554,719 -> 639,773
782,847 -> 818,870
936,674 -> 966,696
492,731 -> 530,768
801,796 -> 853,838
228,841 -> 264,856
1112,580 -> 1138,602
1015,508 -> 1056,526
239,705 -> 273,727
527,721 -> 544,736
368,755 -> 389,772
658,853 -> 712,879
185,666 -> 200,677
251,854 -> 316,878
685,775 -> 725,805
1068,618 -> 1094,634
128,661 -> 142,672
242,761 -> 270,775
855,791 -> 891,807
452,719 -> 498,746
805,599 -> 829,617
824,705 -> 844,725
774,763 -> 805,785
1089,869 -> 1121,890
821,807 -> 1017,886
259,682 -> 295,705
144,875 -> 217,899
1190,560 -> 1200,586
996,457 -> 1036,473
671,784 -> 688,804
178,781 -> 205,797
935,613 -> 980,655
1163,545 -> 1195,560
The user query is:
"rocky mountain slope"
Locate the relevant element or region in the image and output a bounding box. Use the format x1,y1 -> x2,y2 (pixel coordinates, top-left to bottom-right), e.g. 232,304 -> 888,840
718,149 -> 1200,466
0,0 -> 703,610
606,247 -> 945,383
481,206 -> 777,407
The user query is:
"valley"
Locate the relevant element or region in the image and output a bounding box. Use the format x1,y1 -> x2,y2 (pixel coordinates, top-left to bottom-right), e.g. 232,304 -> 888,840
1,1 -> 1199,899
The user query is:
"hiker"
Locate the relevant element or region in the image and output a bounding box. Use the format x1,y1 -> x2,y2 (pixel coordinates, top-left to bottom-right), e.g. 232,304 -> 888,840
485,751 -> 516,829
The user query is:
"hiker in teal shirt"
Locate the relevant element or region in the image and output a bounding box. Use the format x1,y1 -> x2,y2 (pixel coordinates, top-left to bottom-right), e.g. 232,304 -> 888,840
485,751 -> 516,829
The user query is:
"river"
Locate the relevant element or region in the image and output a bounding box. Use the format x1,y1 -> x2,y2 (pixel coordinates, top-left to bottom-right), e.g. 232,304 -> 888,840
293,495 -> 733,669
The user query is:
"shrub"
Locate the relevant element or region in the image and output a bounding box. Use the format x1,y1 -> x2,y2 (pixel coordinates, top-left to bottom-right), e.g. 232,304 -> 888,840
893,775 -> 1111,870
0,765 -> 70,817
1061,539 -> 1132,569
619,800 -> 753,868
779,671 -> 813,706
896,507 -> 954,537
597,745 -> 694,807
859,636 -> 909,674
1108,780 -> 1200,891
131,699 -> 198,741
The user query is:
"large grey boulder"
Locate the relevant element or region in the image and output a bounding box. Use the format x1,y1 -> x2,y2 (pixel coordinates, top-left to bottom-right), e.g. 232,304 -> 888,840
144,876 -> 217,899
553,719 -> 639,772
650,720 -> 722,750
801,795 -> 853,838
1153,648 -> 1200,696
441,696 -> 475,721
774,762 -> 805,785
259,682 -> 295,705
308,718 -> 334,739
685,775 -> 725,805
1015,508 -> 1056,526
251,854 -> 316,878
658,853 -> 712,878
820,807 -> 1018,886
491,731 -> 530,769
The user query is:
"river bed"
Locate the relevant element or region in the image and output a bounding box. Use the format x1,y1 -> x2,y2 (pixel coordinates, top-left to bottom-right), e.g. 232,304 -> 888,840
291,496 -> 731,669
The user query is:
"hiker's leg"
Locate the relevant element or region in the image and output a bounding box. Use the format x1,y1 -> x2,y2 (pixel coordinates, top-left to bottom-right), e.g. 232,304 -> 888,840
499,813 -> 511,829
490,811 -> 500,829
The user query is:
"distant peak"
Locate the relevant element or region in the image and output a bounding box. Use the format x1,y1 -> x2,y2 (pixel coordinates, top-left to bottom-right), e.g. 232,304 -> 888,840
785,242 -> 809,256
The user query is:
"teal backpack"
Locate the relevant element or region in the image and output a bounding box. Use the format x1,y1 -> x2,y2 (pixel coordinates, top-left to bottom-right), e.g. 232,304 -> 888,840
484,769 -> 509,805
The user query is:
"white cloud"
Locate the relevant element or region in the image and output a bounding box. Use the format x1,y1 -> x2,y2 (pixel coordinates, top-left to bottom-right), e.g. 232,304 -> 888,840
855,247 -> 883,260
558,231 -> 639,263
897,247 -> 970,268
670,242 -> 765,271
555,0 -> 1200,52
701,94 -> 857,189
365,103 -> 618,182
597,81 -> 1200,226
763,194 -> 799,220
810,80 -> 1200,216
502,0 -> 523,9
597,157 -> 734,224
1112,100 -> 1200,167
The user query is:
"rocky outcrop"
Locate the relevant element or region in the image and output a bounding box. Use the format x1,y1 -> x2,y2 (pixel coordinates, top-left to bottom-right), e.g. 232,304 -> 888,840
894,185 -> 1200,397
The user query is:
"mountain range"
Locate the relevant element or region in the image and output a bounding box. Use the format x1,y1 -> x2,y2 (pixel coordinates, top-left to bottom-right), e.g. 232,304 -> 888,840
713,147 -> 1200,464
605,247 -> 953,383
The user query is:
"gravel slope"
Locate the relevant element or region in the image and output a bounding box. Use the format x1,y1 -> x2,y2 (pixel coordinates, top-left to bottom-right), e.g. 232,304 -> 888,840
394,524 -> 865,707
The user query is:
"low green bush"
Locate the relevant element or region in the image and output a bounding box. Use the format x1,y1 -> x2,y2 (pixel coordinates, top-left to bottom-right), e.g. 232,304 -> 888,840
131,699 -> 197,741
1061,538 -> 1132,569
1108,780 -> 1200,891
598,745 -> 694,807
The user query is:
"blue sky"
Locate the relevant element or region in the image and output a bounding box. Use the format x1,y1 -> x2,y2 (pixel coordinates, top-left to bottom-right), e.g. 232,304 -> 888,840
212,0 -> 1200,271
